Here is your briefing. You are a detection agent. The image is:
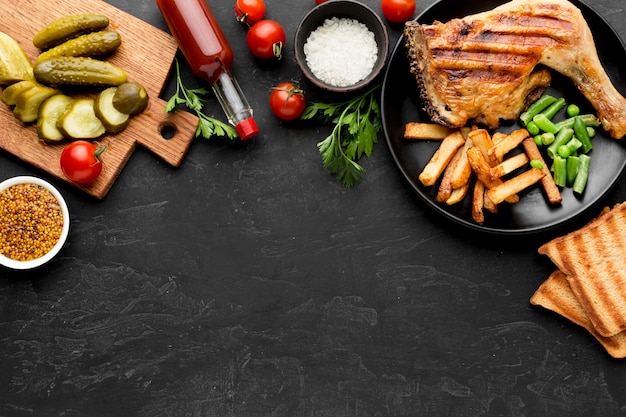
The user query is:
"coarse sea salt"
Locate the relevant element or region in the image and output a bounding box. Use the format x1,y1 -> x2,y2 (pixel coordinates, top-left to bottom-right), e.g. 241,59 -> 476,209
303,17 -> 378,87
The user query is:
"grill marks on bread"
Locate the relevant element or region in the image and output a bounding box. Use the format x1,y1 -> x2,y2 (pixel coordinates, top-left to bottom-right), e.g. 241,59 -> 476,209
530,270 -> 626,358
538,202 -> 626,338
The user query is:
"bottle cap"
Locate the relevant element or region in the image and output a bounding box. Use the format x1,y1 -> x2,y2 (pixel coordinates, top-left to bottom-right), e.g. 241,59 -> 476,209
235,118 -> 259,140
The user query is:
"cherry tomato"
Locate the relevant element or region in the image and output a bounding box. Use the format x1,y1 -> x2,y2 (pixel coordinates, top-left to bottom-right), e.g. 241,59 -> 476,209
269,82 -> 306,121
246,20 -> 286,60
381,0 -> 416,23
235,0 -> 266,26
60,141 -> 105,184
315,0 -> 329,4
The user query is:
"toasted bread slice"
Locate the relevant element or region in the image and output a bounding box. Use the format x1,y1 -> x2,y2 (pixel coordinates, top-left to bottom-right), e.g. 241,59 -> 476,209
538,202 -> 626,337
531,270 -> 626,358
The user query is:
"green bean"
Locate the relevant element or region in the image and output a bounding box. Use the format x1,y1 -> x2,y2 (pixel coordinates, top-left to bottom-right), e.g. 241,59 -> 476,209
566,155 -> 579,187
573,116 -> 593,153
526,120 -> 540,135
541,97 -> 566,120
566,104 -> 580,117
533,135 -> 543,146
552,155 -> 567,187
541,132 -> 555,146
553,114 -> 600,131
547,127 -> 574,159
533,113 -> 559,134
587,126 -> 596,138
520,94 -> 557,126
573,154 -> 591,194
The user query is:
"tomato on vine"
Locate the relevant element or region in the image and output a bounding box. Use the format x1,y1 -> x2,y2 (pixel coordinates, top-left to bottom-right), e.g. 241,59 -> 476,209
60,141 -> 106,184
269,82 -> 306,121
246,20 -> 286,60
235,0 -> 266,26
381,0 -> 416,23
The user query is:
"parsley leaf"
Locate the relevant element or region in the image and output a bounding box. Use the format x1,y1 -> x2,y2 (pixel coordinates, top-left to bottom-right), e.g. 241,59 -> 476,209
301,84 -> 382,187
165,60 -> 238,140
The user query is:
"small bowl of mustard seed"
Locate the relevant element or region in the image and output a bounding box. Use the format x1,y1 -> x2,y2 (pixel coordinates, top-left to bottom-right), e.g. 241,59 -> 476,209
0,176 -> 69,270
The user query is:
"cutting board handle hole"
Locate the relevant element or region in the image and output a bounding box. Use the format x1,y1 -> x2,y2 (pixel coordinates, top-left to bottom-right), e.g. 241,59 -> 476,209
159,122 -> 177,140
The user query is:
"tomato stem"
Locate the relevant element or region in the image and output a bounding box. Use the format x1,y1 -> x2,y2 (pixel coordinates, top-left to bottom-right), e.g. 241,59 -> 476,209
272,41 -> 283,60
94,144 -> 107,160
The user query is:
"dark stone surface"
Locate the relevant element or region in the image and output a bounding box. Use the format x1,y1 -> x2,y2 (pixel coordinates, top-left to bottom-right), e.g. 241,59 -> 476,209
2,0 -> 626,416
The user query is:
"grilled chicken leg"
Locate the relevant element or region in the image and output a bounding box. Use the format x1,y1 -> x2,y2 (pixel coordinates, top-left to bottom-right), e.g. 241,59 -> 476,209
405,0 -> 626,139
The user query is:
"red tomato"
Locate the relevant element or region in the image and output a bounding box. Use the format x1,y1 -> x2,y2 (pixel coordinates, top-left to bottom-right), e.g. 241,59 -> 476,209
315,0 -> 329,4
235,0 -> 266,25
381,0 -> 416,23
60,141 -> 105,184
246,20 -> 286,60
269,82 -> 306,121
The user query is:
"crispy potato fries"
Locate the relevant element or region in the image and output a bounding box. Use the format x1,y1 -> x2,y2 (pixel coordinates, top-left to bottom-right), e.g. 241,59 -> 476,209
404,122 -> 454,140
418,131 -> 465,186
522,138 -> 563,204
406,122 -> 562,224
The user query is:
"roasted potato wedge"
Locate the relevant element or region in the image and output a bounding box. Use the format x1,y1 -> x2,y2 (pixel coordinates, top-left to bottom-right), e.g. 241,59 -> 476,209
418,131 -> 465,186
404,122 -> 453,140
486,168 -> 545,205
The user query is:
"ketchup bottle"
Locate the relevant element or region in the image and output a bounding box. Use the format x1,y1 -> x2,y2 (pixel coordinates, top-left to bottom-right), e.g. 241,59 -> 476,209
156,0 -> 259,140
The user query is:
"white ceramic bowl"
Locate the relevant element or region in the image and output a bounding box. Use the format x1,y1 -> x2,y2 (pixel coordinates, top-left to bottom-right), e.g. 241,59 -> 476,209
0,176 -> 70,270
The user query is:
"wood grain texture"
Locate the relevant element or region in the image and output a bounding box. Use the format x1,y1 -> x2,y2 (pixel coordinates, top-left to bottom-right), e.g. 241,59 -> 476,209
0,0 -> 198,198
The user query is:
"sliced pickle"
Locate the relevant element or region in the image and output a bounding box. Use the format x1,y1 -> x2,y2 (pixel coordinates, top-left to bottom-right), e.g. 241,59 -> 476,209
57,98 -> 105,139
94,87 -> 130,133
36,94 -> 73,141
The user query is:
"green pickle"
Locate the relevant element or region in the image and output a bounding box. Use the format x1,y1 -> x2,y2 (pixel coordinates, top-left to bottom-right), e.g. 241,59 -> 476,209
57,98 -> 105,139
34,56 -> 127,87
37,94 -> 73,141
35,31 -> 122,64
1,80 -> 38,105
13,84 -> 62,123
112,82 -> 149,115
33,13 -> 110,50
94,87 -> 130,133
0,32 -> 34,84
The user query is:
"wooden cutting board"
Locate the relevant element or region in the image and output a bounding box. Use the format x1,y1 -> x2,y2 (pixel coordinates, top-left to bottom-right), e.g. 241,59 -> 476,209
0,0 -> 199,198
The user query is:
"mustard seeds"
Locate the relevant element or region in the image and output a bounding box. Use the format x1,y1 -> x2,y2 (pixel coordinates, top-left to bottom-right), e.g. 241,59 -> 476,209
0,183 -> 64,262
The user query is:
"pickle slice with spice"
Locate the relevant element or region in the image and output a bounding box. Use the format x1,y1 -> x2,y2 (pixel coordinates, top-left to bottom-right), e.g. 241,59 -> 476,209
57,98 -> 105,139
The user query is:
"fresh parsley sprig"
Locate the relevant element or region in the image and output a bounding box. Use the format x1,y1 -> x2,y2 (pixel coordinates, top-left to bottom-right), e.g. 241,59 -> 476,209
165,59 -> 238,140
301,83 -> 382,187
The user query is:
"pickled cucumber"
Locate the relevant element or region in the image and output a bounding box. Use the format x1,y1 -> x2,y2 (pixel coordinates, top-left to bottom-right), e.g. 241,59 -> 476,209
0,32 -> 34,84
1,80 -> 38,106
37,94 -> 73,141
13,84 -> 62,123
112,82 -> 148,115
35,31 -> 122,64
57,98 -> 105,139
34,56 -> 127,87
94,87 -> 129,133
33,13 -> 110,50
